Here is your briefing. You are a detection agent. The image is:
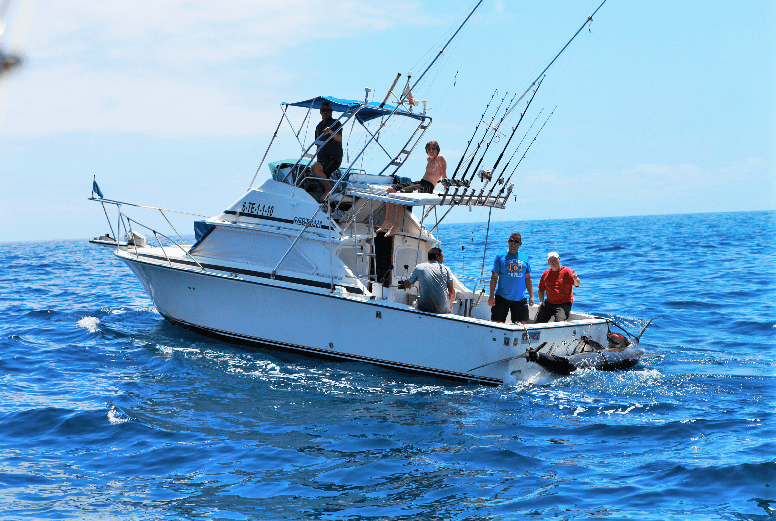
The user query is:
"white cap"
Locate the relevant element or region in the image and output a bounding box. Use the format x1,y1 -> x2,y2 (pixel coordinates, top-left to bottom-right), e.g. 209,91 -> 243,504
548,252 -> 560,260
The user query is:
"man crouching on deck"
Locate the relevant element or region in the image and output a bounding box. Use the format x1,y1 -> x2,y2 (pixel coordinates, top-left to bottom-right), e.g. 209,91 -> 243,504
398,248 -> 455,314
488,233 -> 534,324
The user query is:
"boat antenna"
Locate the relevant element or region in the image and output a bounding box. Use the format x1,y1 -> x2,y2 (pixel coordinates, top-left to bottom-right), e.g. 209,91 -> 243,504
496,0 -> 608,131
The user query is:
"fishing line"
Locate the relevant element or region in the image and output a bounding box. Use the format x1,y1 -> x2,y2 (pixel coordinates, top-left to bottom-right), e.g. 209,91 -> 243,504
462,92 -> 516,185
496,109 -> 543,180
451,89 -> 497,180
407,0 -> 481,87
499,107 -> 556,194
491,80 -> 544,180
459,90 -> 509,182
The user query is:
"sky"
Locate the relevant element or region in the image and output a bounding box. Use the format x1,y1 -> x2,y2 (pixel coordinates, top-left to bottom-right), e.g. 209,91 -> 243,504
0,0 -> 774,243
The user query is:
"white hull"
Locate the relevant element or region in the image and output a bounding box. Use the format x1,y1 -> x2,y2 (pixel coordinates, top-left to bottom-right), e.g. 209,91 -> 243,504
120,250 -> 610,385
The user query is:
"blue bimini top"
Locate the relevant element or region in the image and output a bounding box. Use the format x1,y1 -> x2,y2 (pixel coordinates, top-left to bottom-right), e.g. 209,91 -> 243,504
283,96 -> 427,124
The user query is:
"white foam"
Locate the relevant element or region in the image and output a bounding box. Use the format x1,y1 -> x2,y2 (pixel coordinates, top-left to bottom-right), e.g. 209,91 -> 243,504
107,406 -> 131,424
77,316 -> 100,333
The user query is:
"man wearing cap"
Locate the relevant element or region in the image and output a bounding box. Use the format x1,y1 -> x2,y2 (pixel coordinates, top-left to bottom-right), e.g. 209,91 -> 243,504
535,252 -> 581,323
488,233 -> 534,324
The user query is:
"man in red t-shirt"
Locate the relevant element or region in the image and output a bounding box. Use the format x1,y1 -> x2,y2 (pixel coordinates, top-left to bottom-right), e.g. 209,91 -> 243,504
535,252 -> 581,323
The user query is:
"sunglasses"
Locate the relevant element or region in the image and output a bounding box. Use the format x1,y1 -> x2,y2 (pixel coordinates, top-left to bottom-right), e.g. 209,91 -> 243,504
508,239 -> 521,244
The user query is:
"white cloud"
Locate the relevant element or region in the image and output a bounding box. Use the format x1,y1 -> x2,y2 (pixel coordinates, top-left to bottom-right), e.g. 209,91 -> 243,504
1,0 -> 430,137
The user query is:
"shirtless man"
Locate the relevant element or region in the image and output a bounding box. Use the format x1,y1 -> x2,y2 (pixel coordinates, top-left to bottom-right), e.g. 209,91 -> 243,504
379,141 -> 447,237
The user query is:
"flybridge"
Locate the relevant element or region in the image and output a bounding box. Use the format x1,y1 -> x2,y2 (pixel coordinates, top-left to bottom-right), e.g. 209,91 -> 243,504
265,92 -> 513,211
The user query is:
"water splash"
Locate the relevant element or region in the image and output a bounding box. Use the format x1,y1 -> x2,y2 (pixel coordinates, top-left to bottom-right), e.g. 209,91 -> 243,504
76,316 -> 100,333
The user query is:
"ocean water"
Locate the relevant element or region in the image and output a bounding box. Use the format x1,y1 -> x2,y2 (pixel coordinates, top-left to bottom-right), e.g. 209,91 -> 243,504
0,210 -> 774,520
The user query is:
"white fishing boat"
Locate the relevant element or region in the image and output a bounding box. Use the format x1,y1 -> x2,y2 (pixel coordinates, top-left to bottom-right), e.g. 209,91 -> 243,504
89,1 -> 649,385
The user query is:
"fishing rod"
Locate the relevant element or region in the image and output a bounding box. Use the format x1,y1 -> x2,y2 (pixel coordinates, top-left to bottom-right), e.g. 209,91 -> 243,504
489,76 -> 544,178
469,89 -> 539,207
441,89 -> 499,203
482,109 -> 542,204
443,91 -> 510,205
494,109 -> 541,185
448,0 -> 608,201
496,107 -> 556,198
457,91 -> 509,184
464,92 -> 517,187
460,96 -> 516,208
487,107 -> 543,188
479,86 -> 545,204
449,89 -> 498,182
451,74 -> 541,206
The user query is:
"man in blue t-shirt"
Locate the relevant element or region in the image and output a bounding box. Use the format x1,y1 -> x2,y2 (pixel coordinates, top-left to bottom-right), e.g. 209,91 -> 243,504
488,232 -> 534,324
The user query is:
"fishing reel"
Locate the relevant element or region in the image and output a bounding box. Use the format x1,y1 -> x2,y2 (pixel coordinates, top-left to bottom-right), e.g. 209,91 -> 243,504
478,169 -> 492,183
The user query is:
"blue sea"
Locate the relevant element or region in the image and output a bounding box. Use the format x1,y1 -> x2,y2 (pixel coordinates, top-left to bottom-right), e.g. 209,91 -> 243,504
1,210 -> 774,520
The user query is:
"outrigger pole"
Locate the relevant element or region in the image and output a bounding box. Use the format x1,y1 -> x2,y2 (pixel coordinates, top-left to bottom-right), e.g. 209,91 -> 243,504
460,0 -> 607,157
499,0 -> 608,124
408,0 -> 486,96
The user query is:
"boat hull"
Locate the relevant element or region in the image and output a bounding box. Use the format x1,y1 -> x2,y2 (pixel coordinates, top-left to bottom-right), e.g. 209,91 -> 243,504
121,252 -> 611,385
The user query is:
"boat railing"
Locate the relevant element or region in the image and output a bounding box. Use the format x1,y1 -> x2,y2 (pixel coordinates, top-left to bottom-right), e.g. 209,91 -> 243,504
334,178 -> 513,210
88,196 -> 206,271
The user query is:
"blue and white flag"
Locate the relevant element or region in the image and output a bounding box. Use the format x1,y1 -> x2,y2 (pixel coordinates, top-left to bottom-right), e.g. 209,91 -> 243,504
92,180 -> 104,199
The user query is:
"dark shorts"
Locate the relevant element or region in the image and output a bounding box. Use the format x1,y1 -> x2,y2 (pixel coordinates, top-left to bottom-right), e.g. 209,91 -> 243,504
491,294 -> 529,323
394,179 -> 434,194
535,301 -> 573,323
318,155 -> 342,177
